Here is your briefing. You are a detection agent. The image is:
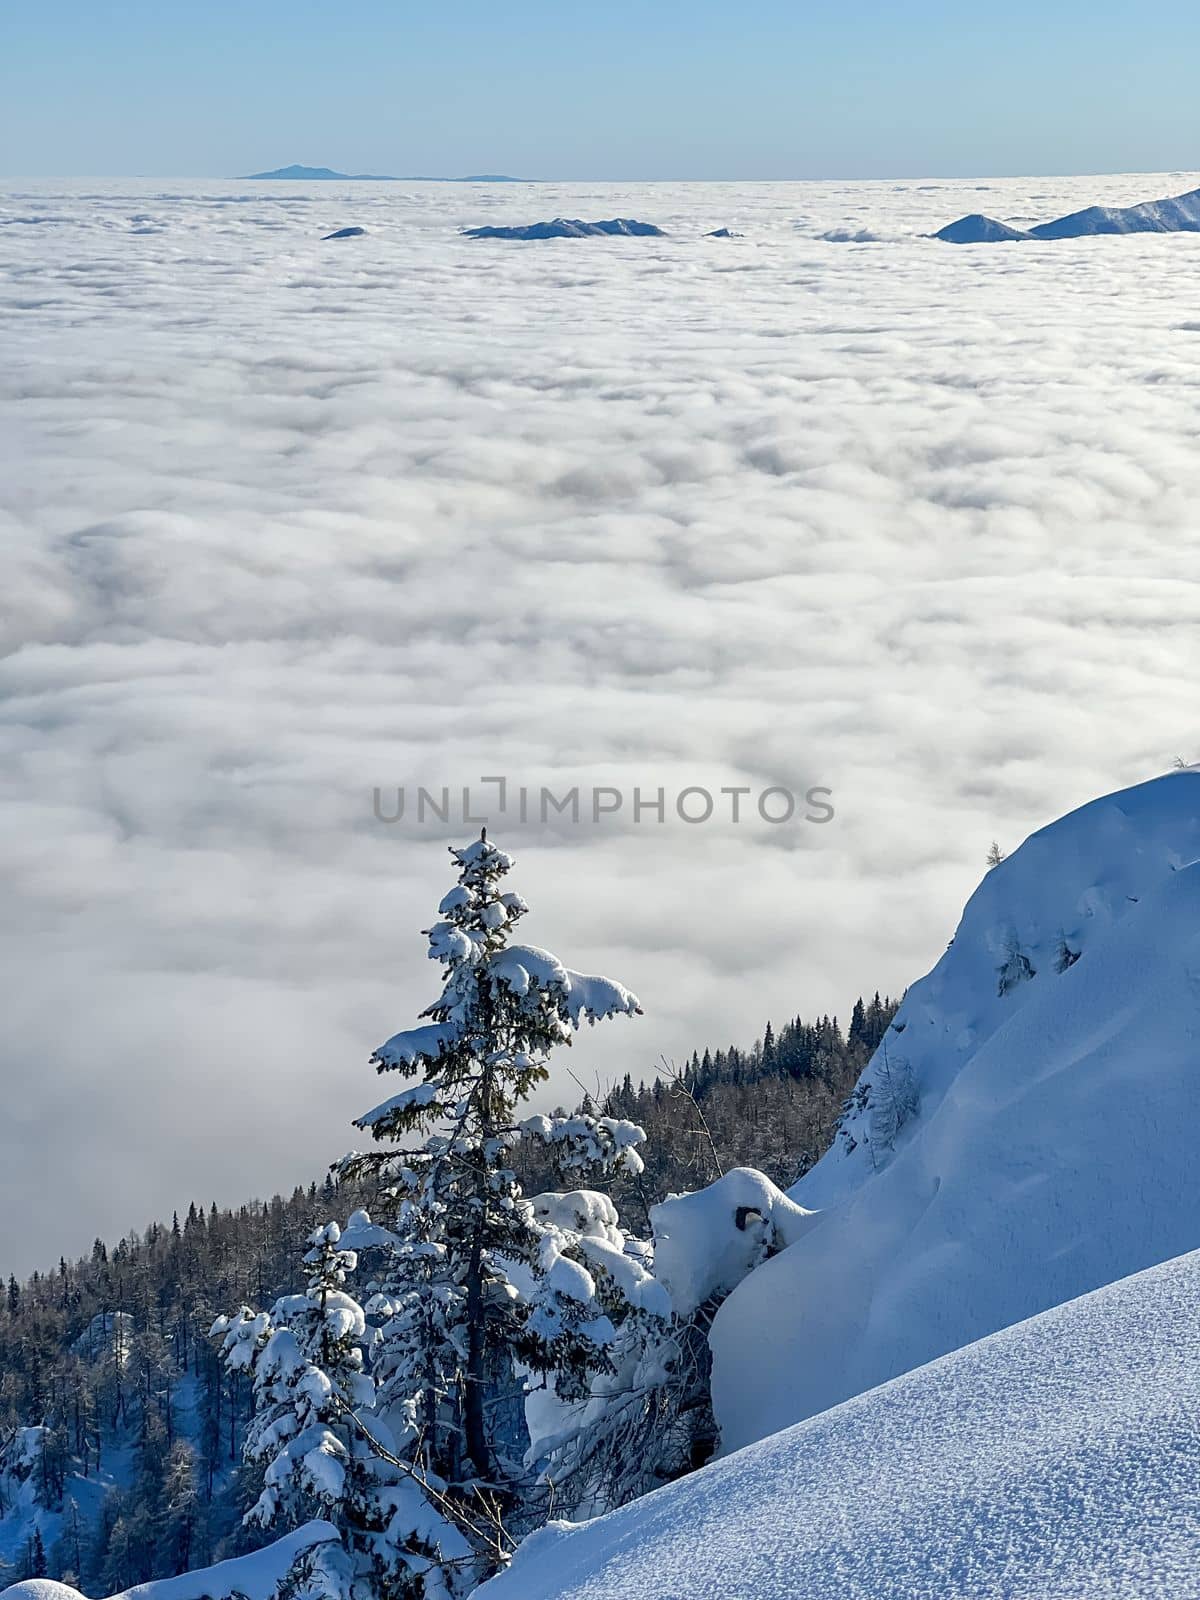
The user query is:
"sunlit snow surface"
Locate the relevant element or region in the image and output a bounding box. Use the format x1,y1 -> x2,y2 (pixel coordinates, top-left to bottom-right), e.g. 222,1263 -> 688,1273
3,174 -> 1200,1271
711,770 -> 1200,1452
481,1248 -> 1200,1600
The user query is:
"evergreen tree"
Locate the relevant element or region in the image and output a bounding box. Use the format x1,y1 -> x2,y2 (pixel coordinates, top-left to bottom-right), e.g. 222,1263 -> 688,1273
101,1507 -> 137,1596
216,1221 -> 475,1599
867,1044 -> 919,1154
348,834 -> 640,1479
51,1497 -> 86,1586
848,997 -> 868,1050
25,1527 -> 47,1581
213,1224 -> 375,1535
760,1021 -> 776,1072
339,832 -> 643,1584
160,1441 -> 202,1574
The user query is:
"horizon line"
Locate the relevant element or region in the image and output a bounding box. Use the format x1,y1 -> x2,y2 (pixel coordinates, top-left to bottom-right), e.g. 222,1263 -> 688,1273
5,165 -> 1200,186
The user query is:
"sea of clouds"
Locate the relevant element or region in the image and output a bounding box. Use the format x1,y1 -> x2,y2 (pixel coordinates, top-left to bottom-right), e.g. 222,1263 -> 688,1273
2,172 -> 1199,1274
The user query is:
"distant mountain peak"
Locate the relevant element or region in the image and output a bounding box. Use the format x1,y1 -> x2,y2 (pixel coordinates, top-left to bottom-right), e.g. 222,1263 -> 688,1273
937,183 -> 1200,243
462,217 -> 665,241
240,164 -> 528,183
242,164 -> 398,181
934,212 -> 1031,243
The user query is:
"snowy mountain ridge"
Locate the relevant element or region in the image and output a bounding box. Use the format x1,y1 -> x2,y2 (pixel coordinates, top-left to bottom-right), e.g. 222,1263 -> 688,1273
711,769 -> 1200,1450
800,768 -> 1200,1208
936,181 -> 1200,241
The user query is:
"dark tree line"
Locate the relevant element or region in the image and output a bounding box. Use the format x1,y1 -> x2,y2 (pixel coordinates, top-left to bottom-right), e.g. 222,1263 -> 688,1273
0,1182 -> 375,1592
514,992 -> 899,1212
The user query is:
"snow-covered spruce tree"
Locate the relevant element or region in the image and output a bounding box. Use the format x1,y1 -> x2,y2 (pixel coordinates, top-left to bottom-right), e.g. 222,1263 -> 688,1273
867,1044 -> 918,1154
24,1527 -> 47,1581
216,1218 -> 474,1600
516,1188 -> 685,1516
213,1224 -> 372,1531
342,832 -> 643,1570
213,1224 -> 470,1600
516,1126 -> 664,1414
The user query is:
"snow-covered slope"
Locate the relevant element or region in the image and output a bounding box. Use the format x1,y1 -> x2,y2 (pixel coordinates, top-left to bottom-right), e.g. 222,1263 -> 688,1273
709,770 -> 1200,1451
478,1246 -> 1200,1600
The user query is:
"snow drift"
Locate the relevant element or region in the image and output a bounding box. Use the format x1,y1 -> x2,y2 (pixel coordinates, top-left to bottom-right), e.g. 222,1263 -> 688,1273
478,1245 -> 1200,1600
710,769 -> 1200,1451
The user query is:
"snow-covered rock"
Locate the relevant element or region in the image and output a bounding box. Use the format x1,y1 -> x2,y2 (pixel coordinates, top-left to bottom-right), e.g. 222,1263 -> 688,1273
478,1245 -> 1200,1600
650,1167 -> 816,1317
710,769 -> 1200,1451
70,1310 -> 134,1364
0,1426 -> 52,1486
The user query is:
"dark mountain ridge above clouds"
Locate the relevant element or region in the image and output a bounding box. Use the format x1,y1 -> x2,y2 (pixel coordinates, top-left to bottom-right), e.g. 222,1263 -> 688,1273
936,181 -> 1200,242
242,163 -> 527,181
463,216 -> 666,240
935,212 -> 1032,243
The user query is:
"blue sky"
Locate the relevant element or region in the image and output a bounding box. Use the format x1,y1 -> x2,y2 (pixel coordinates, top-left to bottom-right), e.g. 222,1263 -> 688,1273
2,1 -> 1199,180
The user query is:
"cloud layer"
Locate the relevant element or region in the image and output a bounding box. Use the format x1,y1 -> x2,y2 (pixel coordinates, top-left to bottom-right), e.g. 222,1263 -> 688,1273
3,173 -> 1199,1274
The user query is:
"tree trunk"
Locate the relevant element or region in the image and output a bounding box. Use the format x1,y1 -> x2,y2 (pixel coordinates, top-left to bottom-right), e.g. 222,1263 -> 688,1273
463,1213 -> 489,1482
